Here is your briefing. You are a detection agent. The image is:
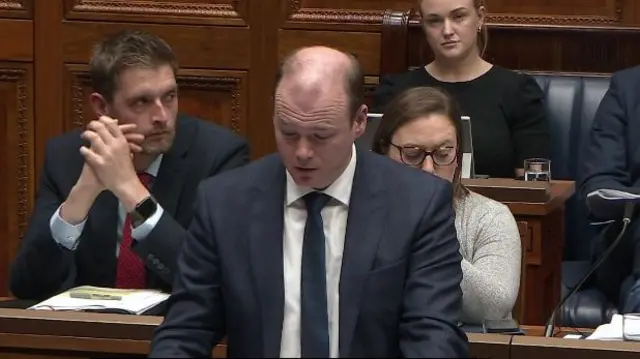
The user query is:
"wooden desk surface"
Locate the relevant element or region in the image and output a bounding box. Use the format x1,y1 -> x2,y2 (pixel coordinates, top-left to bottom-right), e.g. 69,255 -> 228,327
2,310 -> 639,359
0,309 -> 159,356
522,325 -> 592,337
0,309 -> 509,358
514,326 -> 640,359
466,332 -> 511,359
512,335 -> 640,357
506,180 -> 575,216
461,179 -> 575,216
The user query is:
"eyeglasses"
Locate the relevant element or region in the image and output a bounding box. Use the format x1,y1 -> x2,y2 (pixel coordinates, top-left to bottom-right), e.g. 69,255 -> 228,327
389,143 -> 457,167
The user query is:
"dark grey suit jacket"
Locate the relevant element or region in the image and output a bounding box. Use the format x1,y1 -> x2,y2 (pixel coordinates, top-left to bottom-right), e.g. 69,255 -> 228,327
579,65 -> 640,303
149,149 -> 468,358
10,114 -> 249,300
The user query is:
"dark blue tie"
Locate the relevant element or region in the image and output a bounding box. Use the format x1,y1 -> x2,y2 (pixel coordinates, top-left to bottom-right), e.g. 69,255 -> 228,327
301,191 -> 331,358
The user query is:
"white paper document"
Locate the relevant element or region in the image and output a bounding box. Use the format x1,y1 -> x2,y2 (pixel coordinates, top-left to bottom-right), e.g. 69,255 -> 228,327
29,285 -> 169,315
587,314 -> 640,341
587,314 -> 625,340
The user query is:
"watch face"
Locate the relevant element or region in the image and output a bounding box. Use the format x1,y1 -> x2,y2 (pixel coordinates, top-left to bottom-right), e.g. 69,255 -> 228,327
137,197 -> 157,218
131,197 -> 157,227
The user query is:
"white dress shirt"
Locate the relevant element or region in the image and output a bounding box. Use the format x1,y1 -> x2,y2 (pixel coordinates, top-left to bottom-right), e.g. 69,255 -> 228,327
50,154 -> 165,255
280,144 -> 357,358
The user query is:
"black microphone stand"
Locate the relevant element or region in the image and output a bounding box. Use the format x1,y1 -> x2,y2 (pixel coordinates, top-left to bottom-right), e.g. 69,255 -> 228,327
543,202 -> 634,337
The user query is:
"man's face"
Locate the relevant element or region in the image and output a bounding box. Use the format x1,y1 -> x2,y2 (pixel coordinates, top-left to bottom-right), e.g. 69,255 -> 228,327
274,81 -> 366,189
103,64 -> 178,155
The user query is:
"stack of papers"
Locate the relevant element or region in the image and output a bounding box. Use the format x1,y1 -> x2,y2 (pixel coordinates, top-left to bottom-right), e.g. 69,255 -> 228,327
29,285 -> 169,315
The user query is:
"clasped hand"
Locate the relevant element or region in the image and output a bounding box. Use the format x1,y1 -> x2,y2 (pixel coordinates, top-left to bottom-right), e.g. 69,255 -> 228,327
79,116 -> 145,196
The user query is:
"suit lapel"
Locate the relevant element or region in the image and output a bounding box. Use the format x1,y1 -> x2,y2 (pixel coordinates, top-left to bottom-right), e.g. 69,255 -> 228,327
151,152 -> 186,216
150,117 -> 190,216
249,158 -> 286,357
339,151 -> 387,357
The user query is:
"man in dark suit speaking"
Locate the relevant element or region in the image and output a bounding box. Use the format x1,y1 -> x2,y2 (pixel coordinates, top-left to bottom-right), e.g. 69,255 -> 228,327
149,46 -> 468,358
10,30 -> 249,301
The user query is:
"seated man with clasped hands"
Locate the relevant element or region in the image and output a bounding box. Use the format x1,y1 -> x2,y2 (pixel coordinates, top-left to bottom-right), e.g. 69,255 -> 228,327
10,30 -> 249,301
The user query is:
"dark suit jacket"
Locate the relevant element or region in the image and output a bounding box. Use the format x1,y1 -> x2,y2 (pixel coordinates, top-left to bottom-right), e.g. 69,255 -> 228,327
580,66 -> 640,215
149,149 -> 468,358
579,65 -> 640,303
10,114 -> 250,301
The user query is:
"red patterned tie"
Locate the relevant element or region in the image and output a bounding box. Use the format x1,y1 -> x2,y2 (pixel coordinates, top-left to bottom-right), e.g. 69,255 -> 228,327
115,172 -> 153,289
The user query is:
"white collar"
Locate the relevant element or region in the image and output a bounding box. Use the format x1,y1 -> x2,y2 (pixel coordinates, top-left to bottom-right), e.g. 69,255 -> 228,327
142,154 -> 163,176
285,144 -> 357,207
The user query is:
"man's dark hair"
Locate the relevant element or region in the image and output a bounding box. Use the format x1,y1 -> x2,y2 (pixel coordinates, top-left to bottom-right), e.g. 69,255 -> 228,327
275,47 -> 364,118
90,30 -> 178,102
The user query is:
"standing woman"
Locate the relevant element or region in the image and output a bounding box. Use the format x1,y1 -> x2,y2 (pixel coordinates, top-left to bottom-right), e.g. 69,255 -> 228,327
373,0 -> 550,179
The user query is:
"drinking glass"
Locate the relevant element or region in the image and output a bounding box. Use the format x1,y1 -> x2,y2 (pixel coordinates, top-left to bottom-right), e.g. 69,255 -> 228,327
524,158 -> 551,182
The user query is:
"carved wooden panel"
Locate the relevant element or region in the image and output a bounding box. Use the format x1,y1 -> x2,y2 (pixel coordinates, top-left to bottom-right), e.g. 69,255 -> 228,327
0,63 -> 33,295
63,0 -> 249,26
380,9 -> 640,76
63,64 -> 247,136
60,22 -> 250,70
282,0 -> 416,29
0,0 -> 33,19
488,0 -> 623,26
0,19 -> 33,61
280,0 -> 630,27
278,30 -> 381,75
177,69 -> 248,135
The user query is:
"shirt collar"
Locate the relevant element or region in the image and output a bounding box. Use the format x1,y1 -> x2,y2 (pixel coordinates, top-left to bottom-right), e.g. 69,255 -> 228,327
286,144 -> 357,207
141,154 -> 163,177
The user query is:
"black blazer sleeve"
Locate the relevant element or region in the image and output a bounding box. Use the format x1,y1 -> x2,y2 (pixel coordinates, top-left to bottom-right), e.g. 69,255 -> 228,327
149,183 -> 226,357
132,136 -> 250,285
506,74 -> 551,168
400,180 -> 469,357
579,73 -> 635,220
10,141 -> 77,300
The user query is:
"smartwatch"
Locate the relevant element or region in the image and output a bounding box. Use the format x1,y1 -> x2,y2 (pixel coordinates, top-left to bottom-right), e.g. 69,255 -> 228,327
129,196 -> 158,228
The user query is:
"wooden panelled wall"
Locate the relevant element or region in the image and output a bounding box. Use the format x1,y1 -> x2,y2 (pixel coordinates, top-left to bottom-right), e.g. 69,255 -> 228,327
0,0 -> 639,295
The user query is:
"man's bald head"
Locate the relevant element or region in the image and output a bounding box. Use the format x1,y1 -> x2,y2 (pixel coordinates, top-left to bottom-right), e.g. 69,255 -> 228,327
275,46 -> 364,118
272,47 -> 367,189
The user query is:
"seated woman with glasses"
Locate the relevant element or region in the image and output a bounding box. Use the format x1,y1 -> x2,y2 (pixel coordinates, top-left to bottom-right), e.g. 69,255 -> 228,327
372,86 -> 521,325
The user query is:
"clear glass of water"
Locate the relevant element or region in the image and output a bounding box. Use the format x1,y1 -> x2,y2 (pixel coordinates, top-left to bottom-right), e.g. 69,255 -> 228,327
623,313 -> 640,341
524,158 -> 551,181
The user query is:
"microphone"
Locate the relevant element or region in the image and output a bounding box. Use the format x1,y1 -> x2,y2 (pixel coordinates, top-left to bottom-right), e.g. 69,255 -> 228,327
543,199 -> 635,337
